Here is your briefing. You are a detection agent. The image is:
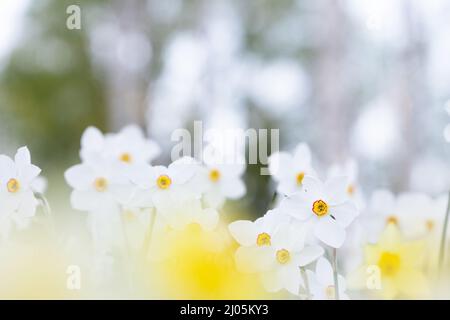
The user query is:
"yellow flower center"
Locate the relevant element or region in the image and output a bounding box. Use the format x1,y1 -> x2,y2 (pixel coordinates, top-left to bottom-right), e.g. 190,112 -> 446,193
209,169 -> 221,183
347,184 -> 355,195
378,252 -> 401,276
93,177 -> 108,192
426,219 -> 434,232
119,152 -> 132,163
6,178 -> 20,193
312,200 -> 328,217
386,215 -> 398,225
122,210 -> 135,222
256,232 -> 271,246
276,249 -> 291,264
296,172 -> 305,185
186,222 -> 203,234
325,285 -> 336,299
156,174 -> 172,190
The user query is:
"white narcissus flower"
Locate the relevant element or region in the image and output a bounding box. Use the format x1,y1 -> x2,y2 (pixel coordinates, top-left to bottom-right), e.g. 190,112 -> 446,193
0,147 -> 41,237
157,198 -> 219,232
258,224 -> 324,295
279,176 -> 358,248
200,160 -> 246,209
65,160 -> 133,212
327,159 -> 365,210
269,143 -> 317,196
306,257 -> 349,300
128,157 -> 201,209
229,210 -> 323,295
366,190 -> 448,242
104,125 -> 161,166
80,125 -> 160,166
229,209 -> 291,254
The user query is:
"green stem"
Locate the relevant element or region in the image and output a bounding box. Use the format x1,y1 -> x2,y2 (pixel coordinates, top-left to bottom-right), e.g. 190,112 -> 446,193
332,248 -> 340,300
120,209 -> 135,295
34,192 -> 56,235
300,266 -> 311,300
141,208 -> 157,260
439,191 -> 450,272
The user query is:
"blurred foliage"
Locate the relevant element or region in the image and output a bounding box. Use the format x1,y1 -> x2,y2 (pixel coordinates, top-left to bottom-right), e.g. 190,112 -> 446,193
0,0 -> 106,169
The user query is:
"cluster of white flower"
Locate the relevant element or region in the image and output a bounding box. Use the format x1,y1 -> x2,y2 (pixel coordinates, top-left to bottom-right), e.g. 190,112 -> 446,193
64,125 -> 247,253
229,143 -> 358,299
0,147 -> 43,239
2,125 -> 446,299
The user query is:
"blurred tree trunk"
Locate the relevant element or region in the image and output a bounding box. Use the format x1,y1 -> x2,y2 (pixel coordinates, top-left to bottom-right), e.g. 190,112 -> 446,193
311,0 -> 350,165
106,0 -> 149,131
392,0 -> 428,190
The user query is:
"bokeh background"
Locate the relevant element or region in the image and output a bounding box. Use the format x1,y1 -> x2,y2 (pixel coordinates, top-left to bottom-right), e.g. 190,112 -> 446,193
0,0 -> 449,219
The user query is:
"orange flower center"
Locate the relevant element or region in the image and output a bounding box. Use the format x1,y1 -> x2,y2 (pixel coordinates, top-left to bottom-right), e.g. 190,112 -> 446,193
312,200 -> 328,217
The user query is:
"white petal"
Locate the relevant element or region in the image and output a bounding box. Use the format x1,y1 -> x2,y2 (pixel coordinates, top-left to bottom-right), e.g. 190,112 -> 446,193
313,217 -> 346,248
278,195 -> 312,221
331,202 -> 358,227
169,157 -> 198,184
293,143 -> 312,164
280,265 -> 303,295
71,190 -> 116,212
128,188 -> 154,208
220,178 -> 246,199
228,220 -> 258,246
315,257 -> 334,285
277,180 -> 299,196
0,155 -> 15,180
128,164 -> 156,188
216,162 -> 246,178
260,270 -> 282,293
17,191 -> 39,217
301,176 -> 325,199
203,189 -> 226,209
0,192 -> 20,213
120,124 -> 144,139
325,176 -> 349,204
71,190 -> 98,211
197,208 -> 219,231
144,140 -> 161,162
268,152 -> 293,180
235,246 -> 274,273
14,147 -> 31,166
65,164 -> 94,189
18,164 -> 41,186
297,245 -> 324,266
81,126 -> 104,150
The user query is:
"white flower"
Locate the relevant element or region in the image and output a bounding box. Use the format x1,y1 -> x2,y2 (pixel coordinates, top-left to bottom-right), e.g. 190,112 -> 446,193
200,160 -> 246,209
367,190 -> 447,240
80,125 -> 160,166
306,257 -> 349,300
279,176 -> 358,248
269,143 -> 317,196
0,147 -> 41,237
327,159 -> 365,210
229,210 -> 323,295
65,160 -> 133,212
104,125 -> 161,165
128,157 -> 201,209
229,209 -> 291,252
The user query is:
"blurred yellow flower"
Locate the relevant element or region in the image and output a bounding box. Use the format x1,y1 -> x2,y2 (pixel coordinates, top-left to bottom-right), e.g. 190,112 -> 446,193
349,223 -> 430,299
141,223 -> 272,300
